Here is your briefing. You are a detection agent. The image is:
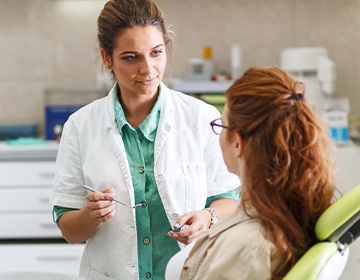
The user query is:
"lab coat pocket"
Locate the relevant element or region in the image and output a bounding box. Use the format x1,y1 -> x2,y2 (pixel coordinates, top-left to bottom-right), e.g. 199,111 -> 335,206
181,163 -> 207,210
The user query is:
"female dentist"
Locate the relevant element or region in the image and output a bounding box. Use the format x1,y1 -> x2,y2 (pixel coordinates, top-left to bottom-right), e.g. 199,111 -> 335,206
49,0 -> 239,279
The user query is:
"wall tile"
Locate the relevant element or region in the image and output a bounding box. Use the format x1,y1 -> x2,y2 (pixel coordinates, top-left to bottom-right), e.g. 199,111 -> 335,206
0,80 -> 51,135
0,0 -> 53,79
1,0 -> 360,135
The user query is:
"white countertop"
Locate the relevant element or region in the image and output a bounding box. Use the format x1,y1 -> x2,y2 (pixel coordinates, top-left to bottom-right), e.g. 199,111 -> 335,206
168,79 -> 233,94
0,140 -> 58,161
0,272 -> 83,280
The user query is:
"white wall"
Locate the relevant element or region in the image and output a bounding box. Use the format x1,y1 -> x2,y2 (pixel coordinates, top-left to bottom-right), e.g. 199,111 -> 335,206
1,0 -> 360,135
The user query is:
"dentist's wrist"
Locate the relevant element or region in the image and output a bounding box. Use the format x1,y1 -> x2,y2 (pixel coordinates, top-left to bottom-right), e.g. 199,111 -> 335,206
204,207 -> 218,227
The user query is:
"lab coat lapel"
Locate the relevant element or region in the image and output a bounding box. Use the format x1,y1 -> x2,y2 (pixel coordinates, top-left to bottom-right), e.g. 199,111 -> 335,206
154,85 -> 174,166
105,85 -> 135,205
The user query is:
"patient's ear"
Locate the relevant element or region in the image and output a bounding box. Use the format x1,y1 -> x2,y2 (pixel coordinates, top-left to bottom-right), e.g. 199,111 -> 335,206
234,133 -> 244,158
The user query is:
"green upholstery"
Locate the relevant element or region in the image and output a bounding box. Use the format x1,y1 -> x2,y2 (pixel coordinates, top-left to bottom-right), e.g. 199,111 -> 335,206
283,243 -> 338,280
316,184 -> 360,241
284,184 -> 360,280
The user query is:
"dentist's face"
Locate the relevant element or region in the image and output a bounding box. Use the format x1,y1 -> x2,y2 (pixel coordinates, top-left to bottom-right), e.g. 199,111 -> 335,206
102,25 -> 166,98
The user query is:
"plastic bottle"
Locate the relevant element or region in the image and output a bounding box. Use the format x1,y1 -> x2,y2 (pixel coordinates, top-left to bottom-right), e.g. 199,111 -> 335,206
231,43 -> 242,80
202,45 -> 214,79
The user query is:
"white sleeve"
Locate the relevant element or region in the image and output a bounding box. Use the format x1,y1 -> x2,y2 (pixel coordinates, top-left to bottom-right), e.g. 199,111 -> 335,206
203,106 -> 240,196
49,117 -> 87,209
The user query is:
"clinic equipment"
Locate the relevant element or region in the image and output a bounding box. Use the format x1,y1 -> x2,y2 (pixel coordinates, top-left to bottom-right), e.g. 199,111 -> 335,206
280,47 -> 336,111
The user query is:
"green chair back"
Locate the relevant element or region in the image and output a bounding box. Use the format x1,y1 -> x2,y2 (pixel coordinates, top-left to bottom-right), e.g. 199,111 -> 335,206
284,184 -> 360,280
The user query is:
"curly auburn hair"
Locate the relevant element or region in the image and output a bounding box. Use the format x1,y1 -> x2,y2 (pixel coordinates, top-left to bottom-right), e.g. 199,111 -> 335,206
225,67 -> 337,279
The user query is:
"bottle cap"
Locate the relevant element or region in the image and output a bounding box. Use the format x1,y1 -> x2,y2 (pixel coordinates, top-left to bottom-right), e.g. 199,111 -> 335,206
203,46 -> 212,59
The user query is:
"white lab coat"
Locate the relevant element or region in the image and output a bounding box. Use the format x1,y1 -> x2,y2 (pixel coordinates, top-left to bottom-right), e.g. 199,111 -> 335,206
49,83 -> 239,280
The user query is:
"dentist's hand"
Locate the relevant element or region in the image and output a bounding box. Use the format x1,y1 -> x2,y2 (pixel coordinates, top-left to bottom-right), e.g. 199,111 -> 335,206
86,188 -> 117,223
167,209 -> 212,245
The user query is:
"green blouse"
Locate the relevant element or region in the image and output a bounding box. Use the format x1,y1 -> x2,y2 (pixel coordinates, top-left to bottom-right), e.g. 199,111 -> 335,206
53,85 -> 239,279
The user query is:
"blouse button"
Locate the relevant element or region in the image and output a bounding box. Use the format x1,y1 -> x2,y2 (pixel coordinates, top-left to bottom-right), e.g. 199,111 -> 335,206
145,272 -> 151,278
138,167 -> 145,173
143,237 -> 150,245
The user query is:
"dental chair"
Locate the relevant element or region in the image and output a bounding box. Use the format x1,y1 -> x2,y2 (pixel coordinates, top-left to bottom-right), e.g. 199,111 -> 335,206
284,183 -> 360,280
165,184 -> 360,280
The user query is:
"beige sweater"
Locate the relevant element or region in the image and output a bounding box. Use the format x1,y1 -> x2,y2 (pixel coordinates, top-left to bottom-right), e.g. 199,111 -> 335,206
180,209 -> 280,280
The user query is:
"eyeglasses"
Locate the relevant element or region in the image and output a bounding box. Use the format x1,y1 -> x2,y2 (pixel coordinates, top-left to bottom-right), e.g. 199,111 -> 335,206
210,118 -> 231,135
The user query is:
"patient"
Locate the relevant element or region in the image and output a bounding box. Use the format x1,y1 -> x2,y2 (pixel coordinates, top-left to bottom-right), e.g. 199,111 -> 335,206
166,67 -> 337,280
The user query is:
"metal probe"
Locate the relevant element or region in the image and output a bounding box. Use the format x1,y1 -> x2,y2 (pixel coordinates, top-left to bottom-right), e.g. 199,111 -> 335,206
83,185 -> 146,209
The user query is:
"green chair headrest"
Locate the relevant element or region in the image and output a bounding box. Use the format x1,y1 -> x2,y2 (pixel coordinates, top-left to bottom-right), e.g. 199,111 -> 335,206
315,184 -> 360,241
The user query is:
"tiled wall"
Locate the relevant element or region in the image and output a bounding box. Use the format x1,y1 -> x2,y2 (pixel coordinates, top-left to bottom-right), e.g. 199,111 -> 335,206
0,0 -> 359,135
